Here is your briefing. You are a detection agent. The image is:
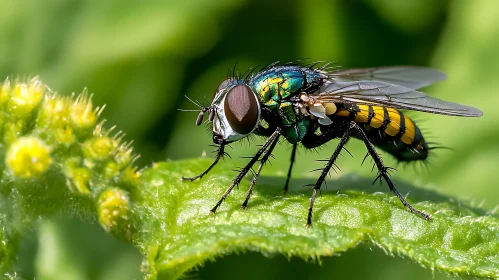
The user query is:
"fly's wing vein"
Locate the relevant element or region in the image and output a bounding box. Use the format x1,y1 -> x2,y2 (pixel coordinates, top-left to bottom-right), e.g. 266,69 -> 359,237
328,66 -> 447,90
315,80 -> 482,117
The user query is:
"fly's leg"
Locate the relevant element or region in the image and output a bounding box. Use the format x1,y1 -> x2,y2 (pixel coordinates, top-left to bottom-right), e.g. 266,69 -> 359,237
283,143 -> 298,193
185,124 -> 272,182
351,121 -> 431,220
241,133 -> 280,209
305,124 -> 352,227
211,128 -> 282,213
182,144 -> 227,181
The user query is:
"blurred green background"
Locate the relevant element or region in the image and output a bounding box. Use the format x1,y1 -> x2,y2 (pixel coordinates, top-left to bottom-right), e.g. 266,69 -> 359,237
1,0 -> 498,279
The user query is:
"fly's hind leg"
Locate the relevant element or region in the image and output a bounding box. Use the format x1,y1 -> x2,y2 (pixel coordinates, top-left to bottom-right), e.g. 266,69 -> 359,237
350,121 -> 431,220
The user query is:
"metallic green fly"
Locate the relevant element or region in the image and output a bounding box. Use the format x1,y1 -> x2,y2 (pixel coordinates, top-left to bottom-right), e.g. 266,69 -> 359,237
183,62 -> 482,226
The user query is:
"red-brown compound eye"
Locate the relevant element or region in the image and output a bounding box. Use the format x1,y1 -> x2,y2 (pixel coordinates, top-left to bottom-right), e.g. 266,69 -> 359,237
224,84 -> 259,135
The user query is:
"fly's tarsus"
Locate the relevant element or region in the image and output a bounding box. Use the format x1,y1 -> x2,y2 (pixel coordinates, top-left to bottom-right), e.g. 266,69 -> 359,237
182,144 -> 226,182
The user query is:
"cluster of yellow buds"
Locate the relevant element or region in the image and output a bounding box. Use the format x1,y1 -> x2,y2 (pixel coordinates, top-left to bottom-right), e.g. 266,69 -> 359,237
1,77 -> 139,238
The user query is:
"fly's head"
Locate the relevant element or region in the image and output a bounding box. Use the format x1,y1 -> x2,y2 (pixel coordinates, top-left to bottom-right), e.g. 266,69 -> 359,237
196,79 -> 261,145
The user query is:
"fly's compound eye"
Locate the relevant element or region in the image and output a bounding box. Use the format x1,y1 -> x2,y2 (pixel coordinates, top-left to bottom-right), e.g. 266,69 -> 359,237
224,84 -> 259,135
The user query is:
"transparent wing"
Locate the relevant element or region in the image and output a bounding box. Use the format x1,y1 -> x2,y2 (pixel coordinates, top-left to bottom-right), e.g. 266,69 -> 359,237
328,66 -> 447,90
316,80 -> 483,117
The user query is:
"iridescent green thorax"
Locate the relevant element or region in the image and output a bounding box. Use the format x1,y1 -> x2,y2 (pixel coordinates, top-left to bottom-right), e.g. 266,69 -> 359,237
248,66 -> 324,106
244,66 -> 324,143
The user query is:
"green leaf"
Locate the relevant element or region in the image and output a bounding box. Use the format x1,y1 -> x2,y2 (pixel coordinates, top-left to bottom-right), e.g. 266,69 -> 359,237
132,159 -> 499,279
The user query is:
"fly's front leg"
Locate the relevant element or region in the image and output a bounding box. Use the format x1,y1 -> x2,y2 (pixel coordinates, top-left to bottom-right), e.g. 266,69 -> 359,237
182,144 -> 227,181
241,133 -> 280,209
304,124 -> 352,227
183,123 -> 271,182
211,127 -> 282,213
351,121 -> 431,220
283,143 -> 298,193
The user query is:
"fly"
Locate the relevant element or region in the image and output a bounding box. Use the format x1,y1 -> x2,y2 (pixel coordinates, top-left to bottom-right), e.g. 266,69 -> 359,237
182,62 -> 483,226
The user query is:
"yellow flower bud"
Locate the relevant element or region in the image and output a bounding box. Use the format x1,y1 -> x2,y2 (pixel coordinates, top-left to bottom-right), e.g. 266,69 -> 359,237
70,91 -> 101,130
98,188 -> 132,239
83,137 -> 116,161
114,144 -> 133,168
6,136 -> 52,178
55,127 -> 74,144
104,161 -> 119,180
122,165 -> 141,186
9,77 -> 45,117
39,96 -> 71,128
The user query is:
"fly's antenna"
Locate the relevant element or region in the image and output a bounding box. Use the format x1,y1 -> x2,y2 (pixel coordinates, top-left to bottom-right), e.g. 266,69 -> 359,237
194,106 -> 211,126
178,95 -> 213,126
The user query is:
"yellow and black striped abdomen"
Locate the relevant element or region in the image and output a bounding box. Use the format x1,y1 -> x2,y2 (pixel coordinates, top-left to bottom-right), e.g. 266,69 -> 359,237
332,104 -> 428,162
